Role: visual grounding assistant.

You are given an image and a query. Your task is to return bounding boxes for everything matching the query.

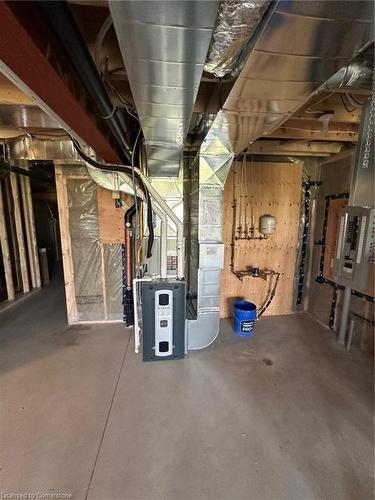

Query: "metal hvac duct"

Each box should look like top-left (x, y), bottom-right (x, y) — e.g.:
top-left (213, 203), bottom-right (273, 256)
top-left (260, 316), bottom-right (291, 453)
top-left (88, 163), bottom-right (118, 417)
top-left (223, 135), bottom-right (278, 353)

top-left (214, 0), bottom-right (374, 155)
top-left (186, 0), bottom-right (374, 350)
top-left (187, 112), bottom-right (234, 350)
top-left (109, 1), bottom-right (219, 177)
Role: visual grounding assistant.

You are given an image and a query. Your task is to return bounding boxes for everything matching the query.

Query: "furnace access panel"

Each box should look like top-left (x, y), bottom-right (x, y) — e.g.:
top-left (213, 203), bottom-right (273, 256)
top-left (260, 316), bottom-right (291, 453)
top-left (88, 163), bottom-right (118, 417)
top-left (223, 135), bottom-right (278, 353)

top-left (141, 280), bottom-right (185, 362)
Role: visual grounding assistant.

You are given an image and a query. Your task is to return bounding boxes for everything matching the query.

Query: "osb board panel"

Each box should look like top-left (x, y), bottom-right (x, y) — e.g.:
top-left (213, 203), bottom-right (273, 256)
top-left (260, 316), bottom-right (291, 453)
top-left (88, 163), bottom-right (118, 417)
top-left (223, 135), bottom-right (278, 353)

top-left (97, 186), bottom-right (131, 244)
top-left (323, 198), bottom-right (348, 280)
top-left (220, 161), bottom-right (302, 318)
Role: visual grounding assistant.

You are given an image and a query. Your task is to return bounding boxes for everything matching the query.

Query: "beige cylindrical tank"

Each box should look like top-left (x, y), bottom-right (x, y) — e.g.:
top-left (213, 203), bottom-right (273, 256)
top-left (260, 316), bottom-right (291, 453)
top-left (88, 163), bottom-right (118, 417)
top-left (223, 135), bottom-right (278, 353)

top-left (259, 214), bottom-right (276, 236)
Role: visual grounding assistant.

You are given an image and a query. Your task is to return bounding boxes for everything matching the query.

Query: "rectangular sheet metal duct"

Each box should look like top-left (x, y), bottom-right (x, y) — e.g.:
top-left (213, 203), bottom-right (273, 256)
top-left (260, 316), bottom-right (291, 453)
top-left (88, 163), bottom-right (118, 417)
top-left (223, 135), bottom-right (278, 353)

top-left (218, 0), bottom-right (374, 155)
top-left (110, 0), bottom-right (219, 177)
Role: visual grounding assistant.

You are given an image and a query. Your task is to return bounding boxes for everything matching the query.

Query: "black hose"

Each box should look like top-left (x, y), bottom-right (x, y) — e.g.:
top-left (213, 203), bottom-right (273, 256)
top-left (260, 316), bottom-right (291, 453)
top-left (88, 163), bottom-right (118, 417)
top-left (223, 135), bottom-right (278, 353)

top-left (70, 136), bottom-right (154, 258)
top-left (258, 273), bottom-right (280, 318)
top-left (125, 202), bottom-right (138, 224)
top-left (38, 1), bottom-right (132, 163)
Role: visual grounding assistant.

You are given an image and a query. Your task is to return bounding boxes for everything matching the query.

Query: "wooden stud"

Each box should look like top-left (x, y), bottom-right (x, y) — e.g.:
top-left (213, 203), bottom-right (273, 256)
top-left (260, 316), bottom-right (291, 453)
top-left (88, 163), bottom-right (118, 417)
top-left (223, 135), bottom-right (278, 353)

top-left (20, 175), bottom-right (36, 288)
top-left (0, 180), bottom-right (15, 301)
top-left (10, 173), bottom-right (30, 293)
top-left (100, 243), bottom-right (108, 320)
top-left (4, 177), bottom-right (22, 290)
top-left (23, 172), bottom-right (41, 288)
top-left (55, 164), bottom-right (77, 323)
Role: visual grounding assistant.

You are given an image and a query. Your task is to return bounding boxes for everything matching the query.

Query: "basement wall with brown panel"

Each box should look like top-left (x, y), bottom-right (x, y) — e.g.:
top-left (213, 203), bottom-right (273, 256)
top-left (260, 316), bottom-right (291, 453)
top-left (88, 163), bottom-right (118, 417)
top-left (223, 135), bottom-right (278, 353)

top-left (220, 160), bottom-right (303, 319)
top-left (307, 152), bottom-right (374, 354)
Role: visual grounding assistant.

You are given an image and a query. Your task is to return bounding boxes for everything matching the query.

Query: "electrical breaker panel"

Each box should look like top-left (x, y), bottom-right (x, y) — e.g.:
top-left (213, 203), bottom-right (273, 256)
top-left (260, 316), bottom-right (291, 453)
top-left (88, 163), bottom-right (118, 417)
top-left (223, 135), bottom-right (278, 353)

top-left (333, 206), bottom-right (374, 292)
top-left (142, 280), bottom-right (185, 362)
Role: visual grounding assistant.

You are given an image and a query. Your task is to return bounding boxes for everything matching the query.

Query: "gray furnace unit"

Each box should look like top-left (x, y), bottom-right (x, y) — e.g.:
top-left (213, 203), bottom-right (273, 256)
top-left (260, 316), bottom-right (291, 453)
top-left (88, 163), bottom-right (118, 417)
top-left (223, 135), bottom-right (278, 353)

top-left (141, 280), bottom-right (186, 361)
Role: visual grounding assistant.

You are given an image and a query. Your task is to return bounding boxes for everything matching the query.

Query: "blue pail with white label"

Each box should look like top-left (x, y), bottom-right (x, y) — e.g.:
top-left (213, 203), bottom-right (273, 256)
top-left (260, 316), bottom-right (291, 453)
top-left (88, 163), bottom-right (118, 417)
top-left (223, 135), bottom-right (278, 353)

top-left (233, 301), bottom-right (257, 337)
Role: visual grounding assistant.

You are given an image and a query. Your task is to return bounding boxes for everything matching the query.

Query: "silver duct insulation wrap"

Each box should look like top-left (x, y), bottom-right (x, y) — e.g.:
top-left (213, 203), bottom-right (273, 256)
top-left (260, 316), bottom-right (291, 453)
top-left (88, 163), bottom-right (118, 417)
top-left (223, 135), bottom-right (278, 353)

top-left (187, 112), bottom-right (234, 350)
top-left (204, 0), bottom-right (271, 77)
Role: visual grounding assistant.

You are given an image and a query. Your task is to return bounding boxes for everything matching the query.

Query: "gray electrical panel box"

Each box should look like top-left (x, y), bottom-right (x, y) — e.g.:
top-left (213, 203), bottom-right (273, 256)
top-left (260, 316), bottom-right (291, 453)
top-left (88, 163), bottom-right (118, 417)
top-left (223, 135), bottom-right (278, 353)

top-left (333, 205), bottom-right (374, 292)
top-left (141, 280), bottom-right (185, 362)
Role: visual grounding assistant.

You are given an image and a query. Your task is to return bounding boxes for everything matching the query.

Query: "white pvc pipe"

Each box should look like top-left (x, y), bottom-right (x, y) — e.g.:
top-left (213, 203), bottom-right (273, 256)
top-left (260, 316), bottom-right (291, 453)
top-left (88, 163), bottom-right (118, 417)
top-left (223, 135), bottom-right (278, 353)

top-left (152, 204), bottom-right (168, 279)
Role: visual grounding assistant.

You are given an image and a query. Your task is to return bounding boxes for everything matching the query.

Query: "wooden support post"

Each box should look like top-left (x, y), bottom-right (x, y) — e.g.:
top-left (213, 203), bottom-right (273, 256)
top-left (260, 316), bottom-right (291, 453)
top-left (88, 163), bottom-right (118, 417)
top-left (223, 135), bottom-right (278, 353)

top-left (100, 243), bottom-right (108, 320)
top-left (22, 172), bottom-right (41, 288)
top-left (55, 164), bottom-right (77, 323)
top-left (0, 180), bottom-right (15, 301)
top-left (4, 177), bottom-right (22, 290)
top-left (20, 175), bottom-right (36, 288)
top-left (10, 173), bottom-right (30, 293)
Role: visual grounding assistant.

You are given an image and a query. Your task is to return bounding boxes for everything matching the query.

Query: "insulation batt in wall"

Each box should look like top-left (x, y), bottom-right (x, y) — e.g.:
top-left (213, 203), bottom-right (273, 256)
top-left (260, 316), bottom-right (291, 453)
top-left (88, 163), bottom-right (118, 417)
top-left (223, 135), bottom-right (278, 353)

top-left (55, 164), bottom-right (123, 323)
top-left (221, 161), bottom-right (302, 318)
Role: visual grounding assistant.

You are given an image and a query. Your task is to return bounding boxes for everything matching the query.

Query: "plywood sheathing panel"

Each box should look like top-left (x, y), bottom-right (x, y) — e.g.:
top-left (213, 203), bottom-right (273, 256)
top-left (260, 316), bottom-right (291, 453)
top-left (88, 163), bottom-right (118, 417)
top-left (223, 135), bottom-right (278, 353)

top-left (220, 161), bottom-right (302, 318)
top-left (97, 186), bottom-right (131, 244)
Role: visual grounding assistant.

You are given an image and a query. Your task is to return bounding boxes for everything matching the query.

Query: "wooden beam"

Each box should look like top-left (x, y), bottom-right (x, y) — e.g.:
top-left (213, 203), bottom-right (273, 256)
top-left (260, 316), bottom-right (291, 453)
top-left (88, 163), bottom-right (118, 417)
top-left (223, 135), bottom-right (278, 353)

top-left (248, 140), bottom-right (344, 156)
top-left (10, 173), bottom-right (30, 293)
top-left (282, 119), bottom-right (358, 133)
top-left (267, 128), bottom-right (357, 142)
top-left (294, 106), bottom-right (361, 124)
top-left (0, 2), bottom-right (121, 163)
top-left (0, 179), bottom-right (15, 301)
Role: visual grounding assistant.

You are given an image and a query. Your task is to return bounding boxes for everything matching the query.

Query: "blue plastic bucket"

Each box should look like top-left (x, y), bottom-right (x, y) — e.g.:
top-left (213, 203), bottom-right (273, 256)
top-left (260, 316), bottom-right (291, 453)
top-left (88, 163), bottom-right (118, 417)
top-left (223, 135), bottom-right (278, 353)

top-left (233, 301), bottom-right (257, 337)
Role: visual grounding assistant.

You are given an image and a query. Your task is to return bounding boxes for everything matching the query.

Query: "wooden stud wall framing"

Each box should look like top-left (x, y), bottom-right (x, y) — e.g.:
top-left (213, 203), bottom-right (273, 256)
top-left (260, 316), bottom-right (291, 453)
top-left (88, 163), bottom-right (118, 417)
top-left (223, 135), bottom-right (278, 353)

top-left (55, 166), bottom-right (124, 324)
top-left (220, 161), bottom-right (303, 318)
top-left (0, 179), bottom-right (15, 301)
top-left (0, 172), bottom-right (41, 305)
top-left (55, 165), bottom-right (78, 323)
top-left (10, 172), bottom-right (30, 293)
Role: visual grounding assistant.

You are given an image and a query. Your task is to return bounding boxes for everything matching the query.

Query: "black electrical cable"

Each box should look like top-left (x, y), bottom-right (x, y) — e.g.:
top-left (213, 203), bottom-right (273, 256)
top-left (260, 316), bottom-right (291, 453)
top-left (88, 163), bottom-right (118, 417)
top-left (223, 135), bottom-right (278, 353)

top-left (257, 273), bottom-right (280, 317)
top-left (69, 135), bottom-right (154, 258)
top-left (125, 201), bottom-right (138, 224)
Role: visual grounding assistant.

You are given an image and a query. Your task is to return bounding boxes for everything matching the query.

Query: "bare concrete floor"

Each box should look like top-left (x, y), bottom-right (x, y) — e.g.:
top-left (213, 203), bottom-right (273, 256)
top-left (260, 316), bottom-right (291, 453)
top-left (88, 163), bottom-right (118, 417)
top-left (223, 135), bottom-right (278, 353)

top-left (1, 281), bottom-right (373, 500)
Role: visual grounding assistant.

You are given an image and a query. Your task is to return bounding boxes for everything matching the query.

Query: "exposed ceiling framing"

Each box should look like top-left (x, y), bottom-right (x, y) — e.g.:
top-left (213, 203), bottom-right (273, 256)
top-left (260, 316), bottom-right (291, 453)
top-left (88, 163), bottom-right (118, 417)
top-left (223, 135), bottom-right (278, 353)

top-left (0, 0), bottom-right (373, 162)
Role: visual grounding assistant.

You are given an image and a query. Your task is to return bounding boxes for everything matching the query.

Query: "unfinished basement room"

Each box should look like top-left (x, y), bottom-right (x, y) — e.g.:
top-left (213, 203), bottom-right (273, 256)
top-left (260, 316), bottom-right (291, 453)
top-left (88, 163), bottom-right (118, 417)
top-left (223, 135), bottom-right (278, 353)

top-left (0, 1), bottom-right (374, 499)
